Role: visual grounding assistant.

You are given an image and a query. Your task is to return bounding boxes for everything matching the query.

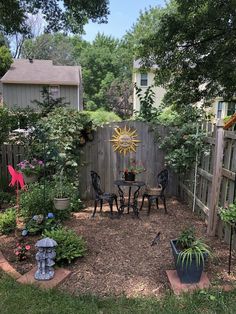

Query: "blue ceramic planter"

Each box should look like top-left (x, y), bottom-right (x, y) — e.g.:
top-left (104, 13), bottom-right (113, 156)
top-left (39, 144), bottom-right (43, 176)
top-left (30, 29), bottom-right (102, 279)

top-left (170, 239), bottom-right (207, 284)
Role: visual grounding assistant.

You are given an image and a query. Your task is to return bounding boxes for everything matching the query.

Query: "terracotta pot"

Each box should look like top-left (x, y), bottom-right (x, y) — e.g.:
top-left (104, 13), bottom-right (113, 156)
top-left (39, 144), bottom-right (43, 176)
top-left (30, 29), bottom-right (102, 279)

top-left (124, 172), bottom-right (135, 181)
top-left (53, 197), bottom-right (70, 210)
top-left (23, 173), bottom-right (38, 184)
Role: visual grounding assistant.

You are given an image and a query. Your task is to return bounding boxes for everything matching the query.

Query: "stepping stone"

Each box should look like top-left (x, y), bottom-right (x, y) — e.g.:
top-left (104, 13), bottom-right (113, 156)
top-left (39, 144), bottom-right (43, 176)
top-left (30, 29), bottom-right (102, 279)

top-left (17, 267), bottom-right (71, 289)
top-left (166, 270), bottom-right (210, 295)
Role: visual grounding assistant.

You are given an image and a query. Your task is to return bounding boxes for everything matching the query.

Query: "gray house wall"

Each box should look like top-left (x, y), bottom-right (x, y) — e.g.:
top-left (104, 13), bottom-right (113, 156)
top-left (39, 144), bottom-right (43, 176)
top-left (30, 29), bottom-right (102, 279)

top-left (3, 83), bottom-right (79, 110)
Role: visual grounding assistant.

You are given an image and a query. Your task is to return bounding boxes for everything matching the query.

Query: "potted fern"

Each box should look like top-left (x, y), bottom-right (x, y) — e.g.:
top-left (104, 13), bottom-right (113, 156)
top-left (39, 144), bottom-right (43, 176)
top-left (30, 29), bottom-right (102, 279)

top-left (53, 170), bottom-right (71, 210)
top-left (170, 227), bottom-right (211, 283)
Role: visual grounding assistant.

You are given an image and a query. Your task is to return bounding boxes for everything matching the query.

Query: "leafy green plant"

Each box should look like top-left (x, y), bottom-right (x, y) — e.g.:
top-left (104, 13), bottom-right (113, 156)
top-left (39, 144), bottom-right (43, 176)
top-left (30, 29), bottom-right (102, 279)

top-left (19, 182), bottom-right (54, 221)
top-left (219, 203), bottom-right (236, 223)
top-left (43, 227), bottom-right (86, 263)
top-left (0, 191), bottom-right (13, 208)
top-left (84, 109), bottom-right (121, 126)
top-left (177, 226), bottom-right (195, 249)
top-left (134, 84), bottom-right (159, 122)
top-left (0, 208), bottom-right (16, 234)
top-left (176, 227), bottom-right (211, 269)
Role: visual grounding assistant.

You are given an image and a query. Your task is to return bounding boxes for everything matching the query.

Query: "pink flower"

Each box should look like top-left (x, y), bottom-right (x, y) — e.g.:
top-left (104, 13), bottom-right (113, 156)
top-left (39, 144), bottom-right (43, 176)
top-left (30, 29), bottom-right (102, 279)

top-left (17, 245), bottom-right (22, 249)
top-left (15, 251), bottom-right (20, 255)
top-left (25, 245), bottom-right (31, 250)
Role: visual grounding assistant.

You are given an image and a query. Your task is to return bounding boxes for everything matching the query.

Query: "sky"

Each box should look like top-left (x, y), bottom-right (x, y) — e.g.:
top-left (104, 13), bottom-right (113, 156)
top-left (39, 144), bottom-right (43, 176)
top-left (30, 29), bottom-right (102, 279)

top-left (83, 0), bottom-right (166, 42)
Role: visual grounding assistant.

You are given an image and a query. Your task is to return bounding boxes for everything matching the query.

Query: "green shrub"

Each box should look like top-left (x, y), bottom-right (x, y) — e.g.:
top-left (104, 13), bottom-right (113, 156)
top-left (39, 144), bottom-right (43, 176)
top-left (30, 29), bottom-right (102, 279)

top-left (43, 227), bottom-right (86, 263)
top-left (0, 208), bottom-right (16, 234)
top-left (0, 191), bottom-right (14, 208)
top-left (84, 109), bottom-right (121, 126)
top-left (19, 182), bottom-right (54, 221)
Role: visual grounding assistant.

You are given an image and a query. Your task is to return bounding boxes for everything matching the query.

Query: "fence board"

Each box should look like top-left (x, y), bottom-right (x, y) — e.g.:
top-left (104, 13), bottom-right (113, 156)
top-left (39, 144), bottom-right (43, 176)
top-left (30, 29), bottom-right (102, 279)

top-left (79, 121), bottom-right (174, 199)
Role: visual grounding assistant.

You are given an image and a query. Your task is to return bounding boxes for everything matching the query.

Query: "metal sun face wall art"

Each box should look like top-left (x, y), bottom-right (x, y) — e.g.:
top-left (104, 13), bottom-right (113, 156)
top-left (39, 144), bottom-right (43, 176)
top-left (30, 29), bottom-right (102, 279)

top-left (110, 126), bottom-right (141, 155)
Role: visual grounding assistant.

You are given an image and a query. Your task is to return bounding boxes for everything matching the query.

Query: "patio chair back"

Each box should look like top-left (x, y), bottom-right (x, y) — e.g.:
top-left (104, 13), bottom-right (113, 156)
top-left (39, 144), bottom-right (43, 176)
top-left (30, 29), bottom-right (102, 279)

top-left (90, 171), bottom-right (103, 196)
top-left (157, 169), bottom-right (169, 195)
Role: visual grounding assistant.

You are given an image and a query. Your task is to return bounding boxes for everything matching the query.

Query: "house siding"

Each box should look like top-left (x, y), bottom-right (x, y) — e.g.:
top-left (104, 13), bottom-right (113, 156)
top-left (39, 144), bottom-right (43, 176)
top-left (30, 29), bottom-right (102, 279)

top-left (3, 84), bottom-right (80, 110)
top-left (133, 71), bottom-right (166, 111)
top-left (60, 85), bottom-right (78, 109)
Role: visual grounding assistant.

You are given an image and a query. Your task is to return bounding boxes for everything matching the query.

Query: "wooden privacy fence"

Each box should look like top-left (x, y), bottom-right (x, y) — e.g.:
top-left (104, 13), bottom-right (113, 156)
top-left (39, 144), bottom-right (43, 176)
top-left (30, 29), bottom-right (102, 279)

top-left (179, 120), bottom-right (236, 240)
top-left (79, 121), bottom-right (178, 199)
top-left (0, 145), bottom-right (25, 190)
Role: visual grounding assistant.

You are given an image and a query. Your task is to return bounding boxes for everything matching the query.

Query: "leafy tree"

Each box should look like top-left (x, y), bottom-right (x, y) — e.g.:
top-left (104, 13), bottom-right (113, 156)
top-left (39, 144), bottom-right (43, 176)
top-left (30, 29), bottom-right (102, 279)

top-left (137, 0), bottom-right (236, 108)
top-left (125, 7), bottom-right (163, 58)
top-left (134, 84), bottom-right (159, 122)
top-left (106, 79), bottom-right (133, 118)
top-left (80, 33), bottom-right (133, 109)
top-left (0, 0), bottom-right (110, 34)
top-left (0, 45), bottom-right (12, 77)
top-left (22, 33), bottom-right (81, 65)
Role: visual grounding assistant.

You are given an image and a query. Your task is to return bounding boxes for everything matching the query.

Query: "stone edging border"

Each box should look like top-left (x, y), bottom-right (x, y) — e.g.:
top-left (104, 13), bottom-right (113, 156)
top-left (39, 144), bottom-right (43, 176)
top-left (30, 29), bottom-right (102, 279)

top-left (0, 250), bottom-right (71, 288)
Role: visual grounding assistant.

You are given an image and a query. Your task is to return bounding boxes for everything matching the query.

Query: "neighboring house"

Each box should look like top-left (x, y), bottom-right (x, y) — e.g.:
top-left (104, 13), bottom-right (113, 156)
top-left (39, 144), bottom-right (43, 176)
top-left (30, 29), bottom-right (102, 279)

top-left (211, 98), bottom-right (236, 120)
top-left (133, 59), bottom-right (166, 112)
top-left (0, 59), bottom-right (83, 110)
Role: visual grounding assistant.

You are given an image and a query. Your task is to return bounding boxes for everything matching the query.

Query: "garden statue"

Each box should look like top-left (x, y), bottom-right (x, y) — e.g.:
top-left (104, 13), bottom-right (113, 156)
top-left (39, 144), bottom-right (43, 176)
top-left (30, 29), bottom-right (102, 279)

top-left (35, 237), bottom-right (57, 281)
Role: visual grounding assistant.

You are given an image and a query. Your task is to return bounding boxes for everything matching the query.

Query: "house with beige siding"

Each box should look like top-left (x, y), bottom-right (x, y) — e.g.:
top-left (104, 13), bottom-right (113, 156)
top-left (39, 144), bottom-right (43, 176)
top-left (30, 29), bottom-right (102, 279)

top-left (133, 60), bottom-right (236, 120)
top-left (133, 59), bottom-right (166, 112)
top-left (0, 59), bottom-right (83, 110)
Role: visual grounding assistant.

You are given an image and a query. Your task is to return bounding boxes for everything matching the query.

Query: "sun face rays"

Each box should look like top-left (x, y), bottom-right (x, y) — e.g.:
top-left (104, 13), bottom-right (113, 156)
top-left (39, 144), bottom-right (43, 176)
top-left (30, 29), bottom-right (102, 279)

top-left (110, 126), bottom-right (141, 155)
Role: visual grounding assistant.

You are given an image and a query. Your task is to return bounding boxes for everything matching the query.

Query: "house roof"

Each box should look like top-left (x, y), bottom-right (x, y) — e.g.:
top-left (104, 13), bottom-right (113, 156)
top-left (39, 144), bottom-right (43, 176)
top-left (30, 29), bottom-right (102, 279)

top-left (1, 59), bottom-right (81, 86)
top-left (133, 59), bottom-right (158, 69)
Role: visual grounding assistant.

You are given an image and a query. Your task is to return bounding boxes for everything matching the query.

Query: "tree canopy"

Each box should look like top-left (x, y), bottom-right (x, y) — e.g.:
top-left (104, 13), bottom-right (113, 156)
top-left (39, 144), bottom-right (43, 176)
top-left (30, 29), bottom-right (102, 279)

top-left (0, 0), bottom-right (110, 34)
top-left (0, 44), bottom-right (12, 77)
top-left (137, 0), bottom-right (236, 108)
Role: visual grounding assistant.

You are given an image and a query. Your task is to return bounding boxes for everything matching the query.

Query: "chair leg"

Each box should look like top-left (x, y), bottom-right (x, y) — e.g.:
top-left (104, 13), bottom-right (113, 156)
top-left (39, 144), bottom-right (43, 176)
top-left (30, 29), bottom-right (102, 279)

top-left (100, 199), bottom-right (103, 212)
top-left (147, 197), bottom-right (152, 215)
top-left (92, 200), bottom-right (98, 217)
top-left (162, 195), bottom-right (167, 214)
top-left (140, 194), bottom-right (146, 211)
top-left (114, 197), bottom-right (121, 215)
top-left (156, 197), bottom-right (159, 210)
top-left (108, 200), bottom-right (113, 217)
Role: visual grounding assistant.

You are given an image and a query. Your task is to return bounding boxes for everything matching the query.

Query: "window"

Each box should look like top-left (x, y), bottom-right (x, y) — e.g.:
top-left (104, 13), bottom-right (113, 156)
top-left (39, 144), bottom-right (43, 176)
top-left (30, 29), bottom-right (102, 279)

top-left (227, 102), bottom-right (236, 116)
top-left (140, 73), bottom-right (148, 86)
top-left (217, 101), bottom-right (223, 118)
top-left (49, 86), bottom-right (60, 99)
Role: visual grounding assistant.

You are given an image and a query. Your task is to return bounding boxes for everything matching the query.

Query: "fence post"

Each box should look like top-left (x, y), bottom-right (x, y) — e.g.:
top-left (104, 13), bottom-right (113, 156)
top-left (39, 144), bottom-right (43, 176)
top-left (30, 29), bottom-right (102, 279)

top-left (207, 119), bottom-right (224, 236)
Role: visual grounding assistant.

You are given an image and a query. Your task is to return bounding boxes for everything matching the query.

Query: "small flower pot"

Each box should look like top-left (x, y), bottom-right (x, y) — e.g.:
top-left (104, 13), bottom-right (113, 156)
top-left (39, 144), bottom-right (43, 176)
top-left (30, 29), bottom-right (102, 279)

top-left (23, 173), bottom-right (38, 184)
top-left (124, 172), bottom-right (135, 181)
top-left (53, 197), bottom-right (70, 210)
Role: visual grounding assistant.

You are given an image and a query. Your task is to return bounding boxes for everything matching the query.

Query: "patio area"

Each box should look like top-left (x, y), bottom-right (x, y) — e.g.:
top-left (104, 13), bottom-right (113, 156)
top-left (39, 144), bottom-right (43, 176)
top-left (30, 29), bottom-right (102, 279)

top-left (58, 197), bottom-right (236, 297)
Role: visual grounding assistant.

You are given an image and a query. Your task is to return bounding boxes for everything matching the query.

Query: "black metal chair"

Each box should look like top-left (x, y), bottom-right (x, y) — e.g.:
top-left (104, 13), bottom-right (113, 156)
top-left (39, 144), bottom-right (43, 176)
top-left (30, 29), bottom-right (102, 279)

top-left (140, 169), bottom-right (168, 215)
top-left (90, 171), bottom-right (120, 218)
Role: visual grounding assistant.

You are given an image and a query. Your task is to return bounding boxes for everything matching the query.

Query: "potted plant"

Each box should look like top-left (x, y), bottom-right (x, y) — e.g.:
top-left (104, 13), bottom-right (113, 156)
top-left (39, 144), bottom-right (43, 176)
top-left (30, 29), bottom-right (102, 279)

top-left (170, 227), bottom-right (211, 283)
top-left (53, 170), bottom-right (71, 210)
top-left (17, 159), bottom-right (44, 184)
top-left (123, 158), bottom-right (145, 181)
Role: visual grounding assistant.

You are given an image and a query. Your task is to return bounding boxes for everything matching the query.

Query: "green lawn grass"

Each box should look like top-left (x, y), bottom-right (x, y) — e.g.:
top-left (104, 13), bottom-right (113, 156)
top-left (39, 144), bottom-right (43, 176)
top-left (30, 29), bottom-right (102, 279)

top-left (0, 272), bottom-right (236, 314)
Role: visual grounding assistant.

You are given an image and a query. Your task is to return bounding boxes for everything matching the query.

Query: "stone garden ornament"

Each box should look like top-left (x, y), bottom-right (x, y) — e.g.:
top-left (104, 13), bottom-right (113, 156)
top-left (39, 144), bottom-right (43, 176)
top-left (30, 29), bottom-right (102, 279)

top-left (35, 237), bottom-right (57, 281)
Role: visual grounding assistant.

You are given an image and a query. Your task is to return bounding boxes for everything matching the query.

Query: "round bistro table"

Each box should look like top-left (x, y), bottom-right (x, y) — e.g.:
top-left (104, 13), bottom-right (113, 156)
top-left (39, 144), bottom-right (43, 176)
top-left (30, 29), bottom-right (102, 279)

top-left (114, 180), bottom-right (145, 218)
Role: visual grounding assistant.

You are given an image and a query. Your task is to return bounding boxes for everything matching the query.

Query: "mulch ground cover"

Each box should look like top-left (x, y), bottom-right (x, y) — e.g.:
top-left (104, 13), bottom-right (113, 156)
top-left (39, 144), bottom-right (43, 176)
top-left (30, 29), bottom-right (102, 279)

top-left (1, 197), bottom-right (236, 297)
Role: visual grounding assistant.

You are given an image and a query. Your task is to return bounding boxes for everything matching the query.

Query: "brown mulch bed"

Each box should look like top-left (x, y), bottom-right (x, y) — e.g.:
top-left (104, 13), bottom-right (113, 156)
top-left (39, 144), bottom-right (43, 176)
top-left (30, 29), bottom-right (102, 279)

top-left (1, 197), bottom-right (236, 297)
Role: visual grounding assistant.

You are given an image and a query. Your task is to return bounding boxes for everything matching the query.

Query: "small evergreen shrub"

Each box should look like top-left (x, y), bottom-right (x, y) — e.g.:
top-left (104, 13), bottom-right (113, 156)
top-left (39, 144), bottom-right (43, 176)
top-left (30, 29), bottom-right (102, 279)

top-left (0, 208), bottom-right (16, 234)
top-left (43, 227), bottom-right (86, 263)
